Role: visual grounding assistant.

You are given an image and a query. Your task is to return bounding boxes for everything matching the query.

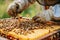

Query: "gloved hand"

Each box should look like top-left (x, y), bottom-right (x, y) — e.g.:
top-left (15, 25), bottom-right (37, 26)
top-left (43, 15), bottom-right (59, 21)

top-left (7, 0), bottom-right (29, 17)
top-left (7, 0), bottom-right (35, 17)
top-left (32, 6), bottom-right (54, 23)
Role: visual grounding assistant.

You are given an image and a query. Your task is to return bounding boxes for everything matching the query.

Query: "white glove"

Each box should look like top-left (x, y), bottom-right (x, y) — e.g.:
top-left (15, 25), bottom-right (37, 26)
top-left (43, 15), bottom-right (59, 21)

top-left (7, 0), bottom-right (29, 17)
top-left (32, 6), bottom-right (54, 22)
top-left (7, 0), bottom-right (36, 17)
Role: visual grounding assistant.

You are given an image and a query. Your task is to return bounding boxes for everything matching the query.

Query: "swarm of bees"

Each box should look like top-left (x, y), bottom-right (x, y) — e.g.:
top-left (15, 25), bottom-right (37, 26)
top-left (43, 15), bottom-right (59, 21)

top-left (0, 17), bottom-right (60, 40)
top-left (0, 17), bottom-right (59, 34)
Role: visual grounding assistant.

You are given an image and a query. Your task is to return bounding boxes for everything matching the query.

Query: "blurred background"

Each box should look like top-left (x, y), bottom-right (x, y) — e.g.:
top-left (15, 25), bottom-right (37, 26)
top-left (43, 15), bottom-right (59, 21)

top-left (0, 0), bottom-right (43, 19)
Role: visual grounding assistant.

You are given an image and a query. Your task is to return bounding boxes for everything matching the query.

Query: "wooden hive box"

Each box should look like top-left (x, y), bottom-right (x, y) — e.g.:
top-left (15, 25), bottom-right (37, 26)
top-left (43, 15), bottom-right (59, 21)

top-left (0, 17), bottom-right (60, 40)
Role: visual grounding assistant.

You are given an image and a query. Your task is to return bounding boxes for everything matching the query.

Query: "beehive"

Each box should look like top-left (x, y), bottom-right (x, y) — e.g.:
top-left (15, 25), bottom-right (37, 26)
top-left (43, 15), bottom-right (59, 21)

top-left (0, 17), bottom-right (60, 40)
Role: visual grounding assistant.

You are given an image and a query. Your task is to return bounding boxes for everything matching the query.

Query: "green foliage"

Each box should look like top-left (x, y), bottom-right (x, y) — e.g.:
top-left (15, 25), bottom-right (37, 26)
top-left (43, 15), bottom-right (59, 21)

top-left (21, 4), bottom-right (37, 18)
top-left (0, 0), bottom-right (9, 18)
top-left (0, 0), bottom-right (5, 5)
top-left (2, 13), bottom-right (10, 19)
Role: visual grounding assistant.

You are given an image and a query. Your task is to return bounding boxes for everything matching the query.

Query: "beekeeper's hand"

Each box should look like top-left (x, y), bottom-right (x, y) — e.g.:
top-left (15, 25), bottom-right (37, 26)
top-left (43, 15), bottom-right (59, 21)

top-left (7, 0), bottom-right (29, 17)
top-left (7, 0), bottom-right (35, 17)
top-left (32, 7), bottom-right (54, 23)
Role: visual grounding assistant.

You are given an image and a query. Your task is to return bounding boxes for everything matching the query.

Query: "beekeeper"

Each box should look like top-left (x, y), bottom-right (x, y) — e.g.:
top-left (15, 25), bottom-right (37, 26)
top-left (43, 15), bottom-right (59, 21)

top-left (7, 0), bottom-right (60, 22)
